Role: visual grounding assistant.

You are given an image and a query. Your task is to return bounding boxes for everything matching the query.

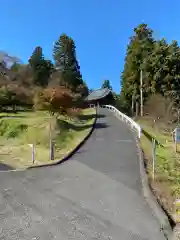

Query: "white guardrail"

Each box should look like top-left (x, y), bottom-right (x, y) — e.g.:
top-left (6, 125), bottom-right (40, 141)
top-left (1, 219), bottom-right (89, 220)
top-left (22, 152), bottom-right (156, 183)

top-left (89, 104), bottom-right (141, 138)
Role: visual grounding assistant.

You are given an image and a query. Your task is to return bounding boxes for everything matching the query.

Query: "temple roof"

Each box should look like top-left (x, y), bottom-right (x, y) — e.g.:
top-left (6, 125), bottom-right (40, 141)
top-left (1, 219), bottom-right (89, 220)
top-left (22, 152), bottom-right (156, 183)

top-left (85, 88), bottom-right (112, 101)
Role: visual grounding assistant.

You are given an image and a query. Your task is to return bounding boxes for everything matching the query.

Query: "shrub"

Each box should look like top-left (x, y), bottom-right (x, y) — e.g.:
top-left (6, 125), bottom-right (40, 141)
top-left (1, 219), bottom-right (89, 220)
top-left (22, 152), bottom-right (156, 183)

top-left (66, 108), bottom-right (81, 119)
top-left (33, 86), bottom-right (73, 116)
top-left (0, 119), bottom-right (28, 138)
top-left (144, 94), bottom-right (176, 122)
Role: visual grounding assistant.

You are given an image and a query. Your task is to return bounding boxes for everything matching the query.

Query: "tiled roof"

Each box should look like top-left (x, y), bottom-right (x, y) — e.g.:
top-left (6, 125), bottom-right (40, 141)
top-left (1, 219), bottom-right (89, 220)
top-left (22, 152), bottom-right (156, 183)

top-left (85, 88), bottom-right (111, 101)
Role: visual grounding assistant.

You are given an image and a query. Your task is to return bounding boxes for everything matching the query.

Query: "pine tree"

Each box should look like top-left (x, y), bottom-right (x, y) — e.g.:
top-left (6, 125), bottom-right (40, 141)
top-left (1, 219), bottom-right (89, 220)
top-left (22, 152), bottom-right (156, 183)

top-left (53, 34), bottom-right (83, 90)
top-left (29, 46), bottom-right (53, 86)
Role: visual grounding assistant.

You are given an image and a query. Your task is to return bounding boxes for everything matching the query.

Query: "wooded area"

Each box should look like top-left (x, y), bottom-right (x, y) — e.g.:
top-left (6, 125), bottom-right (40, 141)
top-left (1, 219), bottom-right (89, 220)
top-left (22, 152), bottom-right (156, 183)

top-left (120, 23), bottom-right (180, 124)
top-left (0, 33), bottom-right (89, 115)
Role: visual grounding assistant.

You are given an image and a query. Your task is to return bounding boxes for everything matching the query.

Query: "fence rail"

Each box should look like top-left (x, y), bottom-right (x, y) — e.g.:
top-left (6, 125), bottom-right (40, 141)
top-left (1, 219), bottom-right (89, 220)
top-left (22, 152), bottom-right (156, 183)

top-left (89, 104), bottom-right (141, 138)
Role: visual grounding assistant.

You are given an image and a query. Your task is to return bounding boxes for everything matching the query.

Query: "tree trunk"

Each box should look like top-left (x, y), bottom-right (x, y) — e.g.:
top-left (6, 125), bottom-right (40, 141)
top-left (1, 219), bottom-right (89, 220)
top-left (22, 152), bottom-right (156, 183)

top-left (131, 95), bottom-right (134, 116)
top-left (136, 101), bottom-right (139, 117)
top-left (49, 117), bottom-right (55, 161)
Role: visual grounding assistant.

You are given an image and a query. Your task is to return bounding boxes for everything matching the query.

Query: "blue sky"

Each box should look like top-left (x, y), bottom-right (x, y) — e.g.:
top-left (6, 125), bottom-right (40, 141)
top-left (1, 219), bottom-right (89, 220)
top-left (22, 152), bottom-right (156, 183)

top-left (0, 0), bottom-right (179, 92)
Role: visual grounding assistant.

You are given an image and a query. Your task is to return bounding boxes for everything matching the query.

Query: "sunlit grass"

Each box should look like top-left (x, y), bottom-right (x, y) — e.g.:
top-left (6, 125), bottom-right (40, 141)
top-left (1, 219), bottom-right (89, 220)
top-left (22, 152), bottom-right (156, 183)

top-left (137, 117), bottom-right (180, 220)
top-left (0, 108), bottom-right (96, 169)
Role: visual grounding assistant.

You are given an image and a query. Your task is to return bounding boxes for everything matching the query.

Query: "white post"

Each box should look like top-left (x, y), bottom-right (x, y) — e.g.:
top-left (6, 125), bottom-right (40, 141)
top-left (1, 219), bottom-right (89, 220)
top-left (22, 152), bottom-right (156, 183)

top-left (140, 69), bottom-right (143, 117)
top-left (152, 139), bottom-right (156, 180)
top-left (28, 143), bottom-right (35, 164)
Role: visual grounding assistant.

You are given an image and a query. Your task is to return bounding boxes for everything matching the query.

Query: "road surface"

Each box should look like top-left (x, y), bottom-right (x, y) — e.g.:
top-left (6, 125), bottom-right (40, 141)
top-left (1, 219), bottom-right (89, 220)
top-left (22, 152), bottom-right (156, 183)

top-left (0, 108), bottom-right (166, 239)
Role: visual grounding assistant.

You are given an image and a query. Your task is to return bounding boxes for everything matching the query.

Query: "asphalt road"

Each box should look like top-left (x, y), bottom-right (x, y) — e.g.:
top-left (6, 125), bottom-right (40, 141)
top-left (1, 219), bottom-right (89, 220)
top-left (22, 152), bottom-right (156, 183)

top-left (0, 108), bottom-right (166, 240)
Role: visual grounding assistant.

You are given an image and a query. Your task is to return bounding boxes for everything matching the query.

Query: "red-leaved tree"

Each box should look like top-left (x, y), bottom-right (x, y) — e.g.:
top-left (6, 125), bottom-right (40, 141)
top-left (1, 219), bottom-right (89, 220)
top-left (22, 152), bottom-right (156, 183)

top-left (34, 86), bottom-right (73, 116)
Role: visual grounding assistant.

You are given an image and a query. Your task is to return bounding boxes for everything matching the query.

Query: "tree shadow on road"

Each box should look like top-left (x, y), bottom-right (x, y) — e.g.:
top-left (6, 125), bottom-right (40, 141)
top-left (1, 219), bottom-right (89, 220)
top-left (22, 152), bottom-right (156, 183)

top-left (78, 113), bottom-right (106, 121)
top-left (57, 119), bottom-right (108, 132)
top-left (57, 119), bottom-right (93, 131)
top-left (95, 122), bottom-right (109, 129)
top-left (0, 162), bottom-right (14, 171)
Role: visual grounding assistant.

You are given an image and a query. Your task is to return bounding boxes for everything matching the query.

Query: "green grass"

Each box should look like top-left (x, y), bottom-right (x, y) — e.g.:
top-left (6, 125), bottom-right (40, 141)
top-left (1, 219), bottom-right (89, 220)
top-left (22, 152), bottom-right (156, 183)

top-left (0, 108), bottom-right (96, 169)
top-left (137, 117), bottom-right (180, 221)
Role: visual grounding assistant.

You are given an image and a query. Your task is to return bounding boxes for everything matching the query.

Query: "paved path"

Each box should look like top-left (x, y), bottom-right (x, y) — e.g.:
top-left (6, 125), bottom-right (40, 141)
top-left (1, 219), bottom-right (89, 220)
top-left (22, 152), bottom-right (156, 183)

top-left (0, 108), bottom-right (166, 240)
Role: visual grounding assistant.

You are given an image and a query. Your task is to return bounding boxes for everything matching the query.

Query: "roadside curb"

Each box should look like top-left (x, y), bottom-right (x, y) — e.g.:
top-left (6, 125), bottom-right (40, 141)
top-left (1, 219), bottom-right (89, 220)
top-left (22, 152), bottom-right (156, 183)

top-left (28, 108), bottom-right (97, 170)
top-left (135, 136), bottom-right (173, 239)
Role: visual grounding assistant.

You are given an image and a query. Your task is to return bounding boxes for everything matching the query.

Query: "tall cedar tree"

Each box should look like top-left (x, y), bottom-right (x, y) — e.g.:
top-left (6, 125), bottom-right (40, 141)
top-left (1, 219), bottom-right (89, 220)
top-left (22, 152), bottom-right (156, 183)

top-left (121, 23), bottom-right (180, 115)
top-left (53, 34), bottom-right (83, 91)
top-left (29, 46), bottom-right (53, 87)
top-left (121, 24), bottom-right (155, 114)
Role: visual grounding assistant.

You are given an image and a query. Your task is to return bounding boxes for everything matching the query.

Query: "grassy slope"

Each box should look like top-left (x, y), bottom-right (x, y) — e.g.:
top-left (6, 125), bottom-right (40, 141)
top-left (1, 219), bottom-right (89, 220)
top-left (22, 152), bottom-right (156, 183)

top-left (136, 117), bottom-right (180, 222)
top-left (0, 108), bottom-right (96, 169)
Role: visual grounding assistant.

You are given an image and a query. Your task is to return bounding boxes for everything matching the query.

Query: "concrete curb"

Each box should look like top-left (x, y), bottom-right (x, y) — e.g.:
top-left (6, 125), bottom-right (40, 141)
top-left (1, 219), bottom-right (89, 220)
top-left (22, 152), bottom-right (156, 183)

top-left (28, 108), bottom-right (97, 170)
top-left (135, 136), bottom-right (173, 239)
